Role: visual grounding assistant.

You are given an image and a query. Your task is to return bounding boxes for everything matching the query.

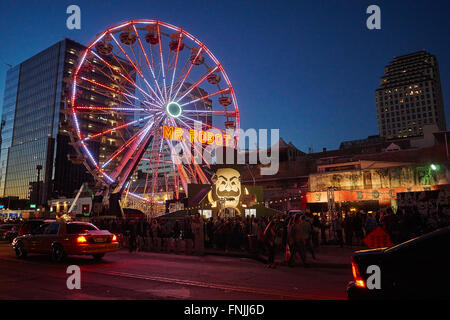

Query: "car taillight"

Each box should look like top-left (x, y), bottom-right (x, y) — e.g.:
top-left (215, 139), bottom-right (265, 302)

top-left (112, 234), bottom-right (117, 242)
top-left (351, 258), bottom-right (365, 288)
top-left (77, 235), bottom-right (87, 243)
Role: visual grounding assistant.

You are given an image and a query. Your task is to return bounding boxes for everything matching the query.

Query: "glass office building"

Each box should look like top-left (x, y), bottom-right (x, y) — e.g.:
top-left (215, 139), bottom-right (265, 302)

top-left (0, 38), bottom-right (135, 205)
top-left (0, 40), bottom-right (96, 203)
top-left (0, 65), bottom-right (20, 198)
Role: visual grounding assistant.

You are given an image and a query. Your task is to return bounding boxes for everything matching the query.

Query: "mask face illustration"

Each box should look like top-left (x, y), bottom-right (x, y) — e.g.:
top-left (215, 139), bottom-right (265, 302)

top-left (209, 168), bottom-right (241, 209)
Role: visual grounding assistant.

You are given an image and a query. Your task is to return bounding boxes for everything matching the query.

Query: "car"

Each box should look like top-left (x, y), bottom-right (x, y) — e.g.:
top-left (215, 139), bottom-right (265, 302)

top-left (12, 221), bottom-right (120, 262)
top-left (0, 224), bottom-right (19, 241)
top-left (17, 219), bottom-right (48, 236)
top-left (347, 226), bottom-right (450, 299)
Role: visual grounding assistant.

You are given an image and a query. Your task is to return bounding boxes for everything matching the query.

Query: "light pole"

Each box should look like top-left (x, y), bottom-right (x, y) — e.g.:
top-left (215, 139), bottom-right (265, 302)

top-left (36, 165), bottom-right (42, 207)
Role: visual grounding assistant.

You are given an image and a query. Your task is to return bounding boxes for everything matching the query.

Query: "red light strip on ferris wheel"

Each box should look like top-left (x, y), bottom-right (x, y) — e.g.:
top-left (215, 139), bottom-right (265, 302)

top-left (101, 119), bottom-right (155, 169)
top-left (109, 33), bottom-right (165, 106)
top-left (80, 77), bottom-right (151, 107)
top-left (179, 114), bottom-right (228, 135)
top-left (175, 66), bottom-right (218, 103)
top-left (83, 115), bottom-right (152, 141)
top-left (75, 106), bottom-right (147, 112)
top-left (132, 24), bottom-right (165, 103)
top-left (168, 32), bottom-right (184, 100)
top-left (179, 88), bottom-right (231, 108)
top-left (89, 51), bottom-right (163, 108)
top-left (156, 23), bottom-right (168, 102)
top-left (171, 47), bottom-right (203, 101)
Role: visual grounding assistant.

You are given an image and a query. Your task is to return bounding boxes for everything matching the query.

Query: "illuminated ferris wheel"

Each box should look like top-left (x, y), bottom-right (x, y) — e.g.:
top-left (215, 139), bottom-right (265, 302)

top-left (69, 20), bottom-right (240, 215)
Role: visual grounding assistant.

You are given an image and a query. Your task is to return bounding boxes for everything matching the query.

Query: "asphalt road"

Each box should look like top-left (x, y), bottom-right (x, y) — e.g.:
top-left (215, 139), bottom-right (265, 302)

top-left (0, 242), bottom-right (351, 300)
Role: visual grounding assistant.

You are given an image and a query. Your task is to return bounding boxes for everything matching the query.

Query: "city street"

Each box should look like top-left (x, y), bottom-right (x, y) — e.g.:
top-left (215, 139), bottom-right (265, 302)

top-left (0, 242), bottom-right (351, 300)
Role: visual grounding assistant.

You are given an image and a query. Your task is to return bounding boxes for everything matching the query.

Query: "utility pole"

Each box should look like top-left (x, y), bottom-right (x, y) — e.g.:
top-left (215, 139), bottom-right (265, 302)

top-left (327, 186), bottom-right (337, 240)
top-left (445, 132), bottom-right (449, 160)
top-left (36, 165), bottom-right (42, 207)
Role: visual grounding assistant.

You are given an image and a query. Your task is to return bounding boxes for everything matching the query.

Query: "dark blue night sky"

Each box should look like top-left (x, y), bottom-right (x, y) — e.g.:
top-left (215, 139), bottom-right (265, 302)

top-left (0, 0), bottom-right (449, 151)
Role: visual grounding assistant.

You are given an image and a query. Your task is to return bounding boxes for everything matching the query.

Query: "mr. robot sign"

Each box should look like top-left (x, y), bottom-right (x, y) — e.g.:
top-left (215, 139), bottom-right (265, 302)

top-left (208, 168), bottom-right (242, 215)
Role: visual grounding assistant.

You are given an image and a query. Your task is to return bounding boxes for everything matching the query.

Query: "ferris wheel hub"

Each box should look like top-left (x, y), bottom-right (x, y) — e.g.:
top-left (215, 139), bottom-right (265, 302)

top-left (166, 101), bottom-right (182, 118)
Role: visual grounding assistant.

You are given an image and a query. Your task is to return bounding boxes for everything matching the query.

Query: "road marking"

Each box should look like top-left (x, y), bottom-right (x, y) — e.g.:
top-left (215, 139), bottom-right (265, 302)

top-left (0, 253), bottom-right (346, 300)
top-left (86, 269), bottom-right (342, 300)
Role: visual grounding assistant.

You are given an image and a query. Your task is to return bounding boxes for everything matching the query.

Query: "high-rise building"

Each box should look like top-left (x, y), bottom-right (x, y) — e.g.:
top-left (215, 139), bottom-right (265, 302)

top-left (0, 39), bottom-right (133, 205)
top-left (376, 50), bottom-right (446, 140)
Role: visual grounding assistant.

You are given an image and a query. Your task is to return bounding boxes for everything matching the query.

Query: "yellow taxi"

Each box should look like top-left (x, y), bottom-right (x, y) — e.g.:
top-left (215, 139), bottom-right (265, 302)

top-left (12, 221), bottom-right (119, 262)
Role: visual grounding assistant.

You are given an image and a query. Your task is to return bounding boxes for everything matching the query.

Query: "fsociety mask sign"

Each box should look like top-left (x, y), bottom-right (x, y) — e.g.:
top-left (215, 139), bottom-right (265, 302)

top-left (208, 168), bottom-right (242, 213)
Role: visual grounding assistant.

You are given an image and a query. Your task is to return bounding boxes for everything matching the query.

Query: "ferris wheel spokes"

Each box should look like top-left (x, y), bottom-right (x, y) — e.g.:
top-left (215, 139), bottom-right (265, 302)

top-left (110, 33), bottom-right (166, 106)
top-left (175, 66), bottom-right (218, 103)
top-left (179, 87), bottom-right (230, 108)
top-left (82, 115), bottom-right (153, 142)
top-left (101, 119), bottom-right (159, 170)
top-left (71, 20), bottom-right (239, 213)
top-left (157, 24), bottom-right (170, 103)
top-left (168, 32), bottom-right (184, 101)
top-left (170, 47), bottom-right (203, 102)
top-left (90, 50), bottom-right (163, 108)
top-left (132, 24), bottom-right (165, 104)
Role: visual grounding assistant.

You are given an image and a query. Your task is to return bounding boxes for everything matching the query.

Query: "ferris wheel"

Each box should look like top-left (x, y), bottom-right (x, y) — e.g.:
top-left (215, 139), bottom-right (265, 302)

top-left (69, 20), bottom-right (240, 214)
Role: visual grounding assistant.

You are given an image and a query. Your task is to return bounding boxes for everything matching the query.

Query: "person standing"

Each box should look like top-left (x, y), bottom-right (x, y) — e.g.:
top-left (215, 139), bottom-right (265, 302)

top-left (312, 215), bottom-right (321, 247)
top-left (343, 212), bottom-right (353, 246)
top-left (128, 220), bottom-right (137, 253)
top-left (364, 212), bottom-right (378, 235)
top-left (256, 218), bottom-right (266, 254)
top-left (320, 213), bottom-right (327, 245)
top-left (191, 213), bottom-right (204, 255)
top-left (333, 213), bottom-right (344, 248)
top-left (353, 212), bottom-right (363, 245)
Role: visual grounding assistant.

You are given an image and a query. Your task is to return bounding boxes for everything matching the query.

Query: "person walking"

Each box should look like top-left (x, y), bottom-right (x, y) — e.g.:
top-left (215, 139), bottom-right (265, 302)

top-left (263, 219), bottom-right (277, 268)
top-left (300, 215), bottom-right (316, 259)
top-left (288, 214), bottom-right (308, 267)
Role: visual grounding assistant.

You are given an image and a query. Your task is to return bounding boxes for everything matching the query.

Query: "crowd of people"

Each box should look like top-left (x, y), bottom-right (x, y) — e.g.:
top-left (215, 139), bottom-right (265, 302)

top-left (90, 205), bottom-right (449, 267)
top-left (331, 205), bottom-right (450, 247)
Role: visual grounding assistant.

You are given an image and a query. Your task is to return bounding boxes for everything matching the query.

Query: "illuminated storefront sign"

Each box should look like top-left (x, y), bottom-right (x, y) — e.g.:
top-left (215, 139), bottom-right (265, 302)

top-left (162, 125), bottom-right (232, 147)
top-left (306, 185), bottom-right (448, 206)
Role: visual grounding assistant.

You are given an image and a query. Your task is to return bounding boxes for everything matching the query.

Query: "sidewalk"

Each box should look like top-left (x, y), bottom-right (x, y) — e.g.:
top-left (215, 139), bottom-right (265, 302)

top-left (205, 245), bottom-right (365, 268)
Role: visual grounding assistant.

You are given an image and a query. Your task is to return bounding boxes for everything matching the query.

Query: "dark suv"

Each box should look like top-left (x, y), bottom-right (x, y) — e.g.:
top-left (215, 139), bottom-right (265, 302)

top-left (348, 226), bottom-right (450, 299)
